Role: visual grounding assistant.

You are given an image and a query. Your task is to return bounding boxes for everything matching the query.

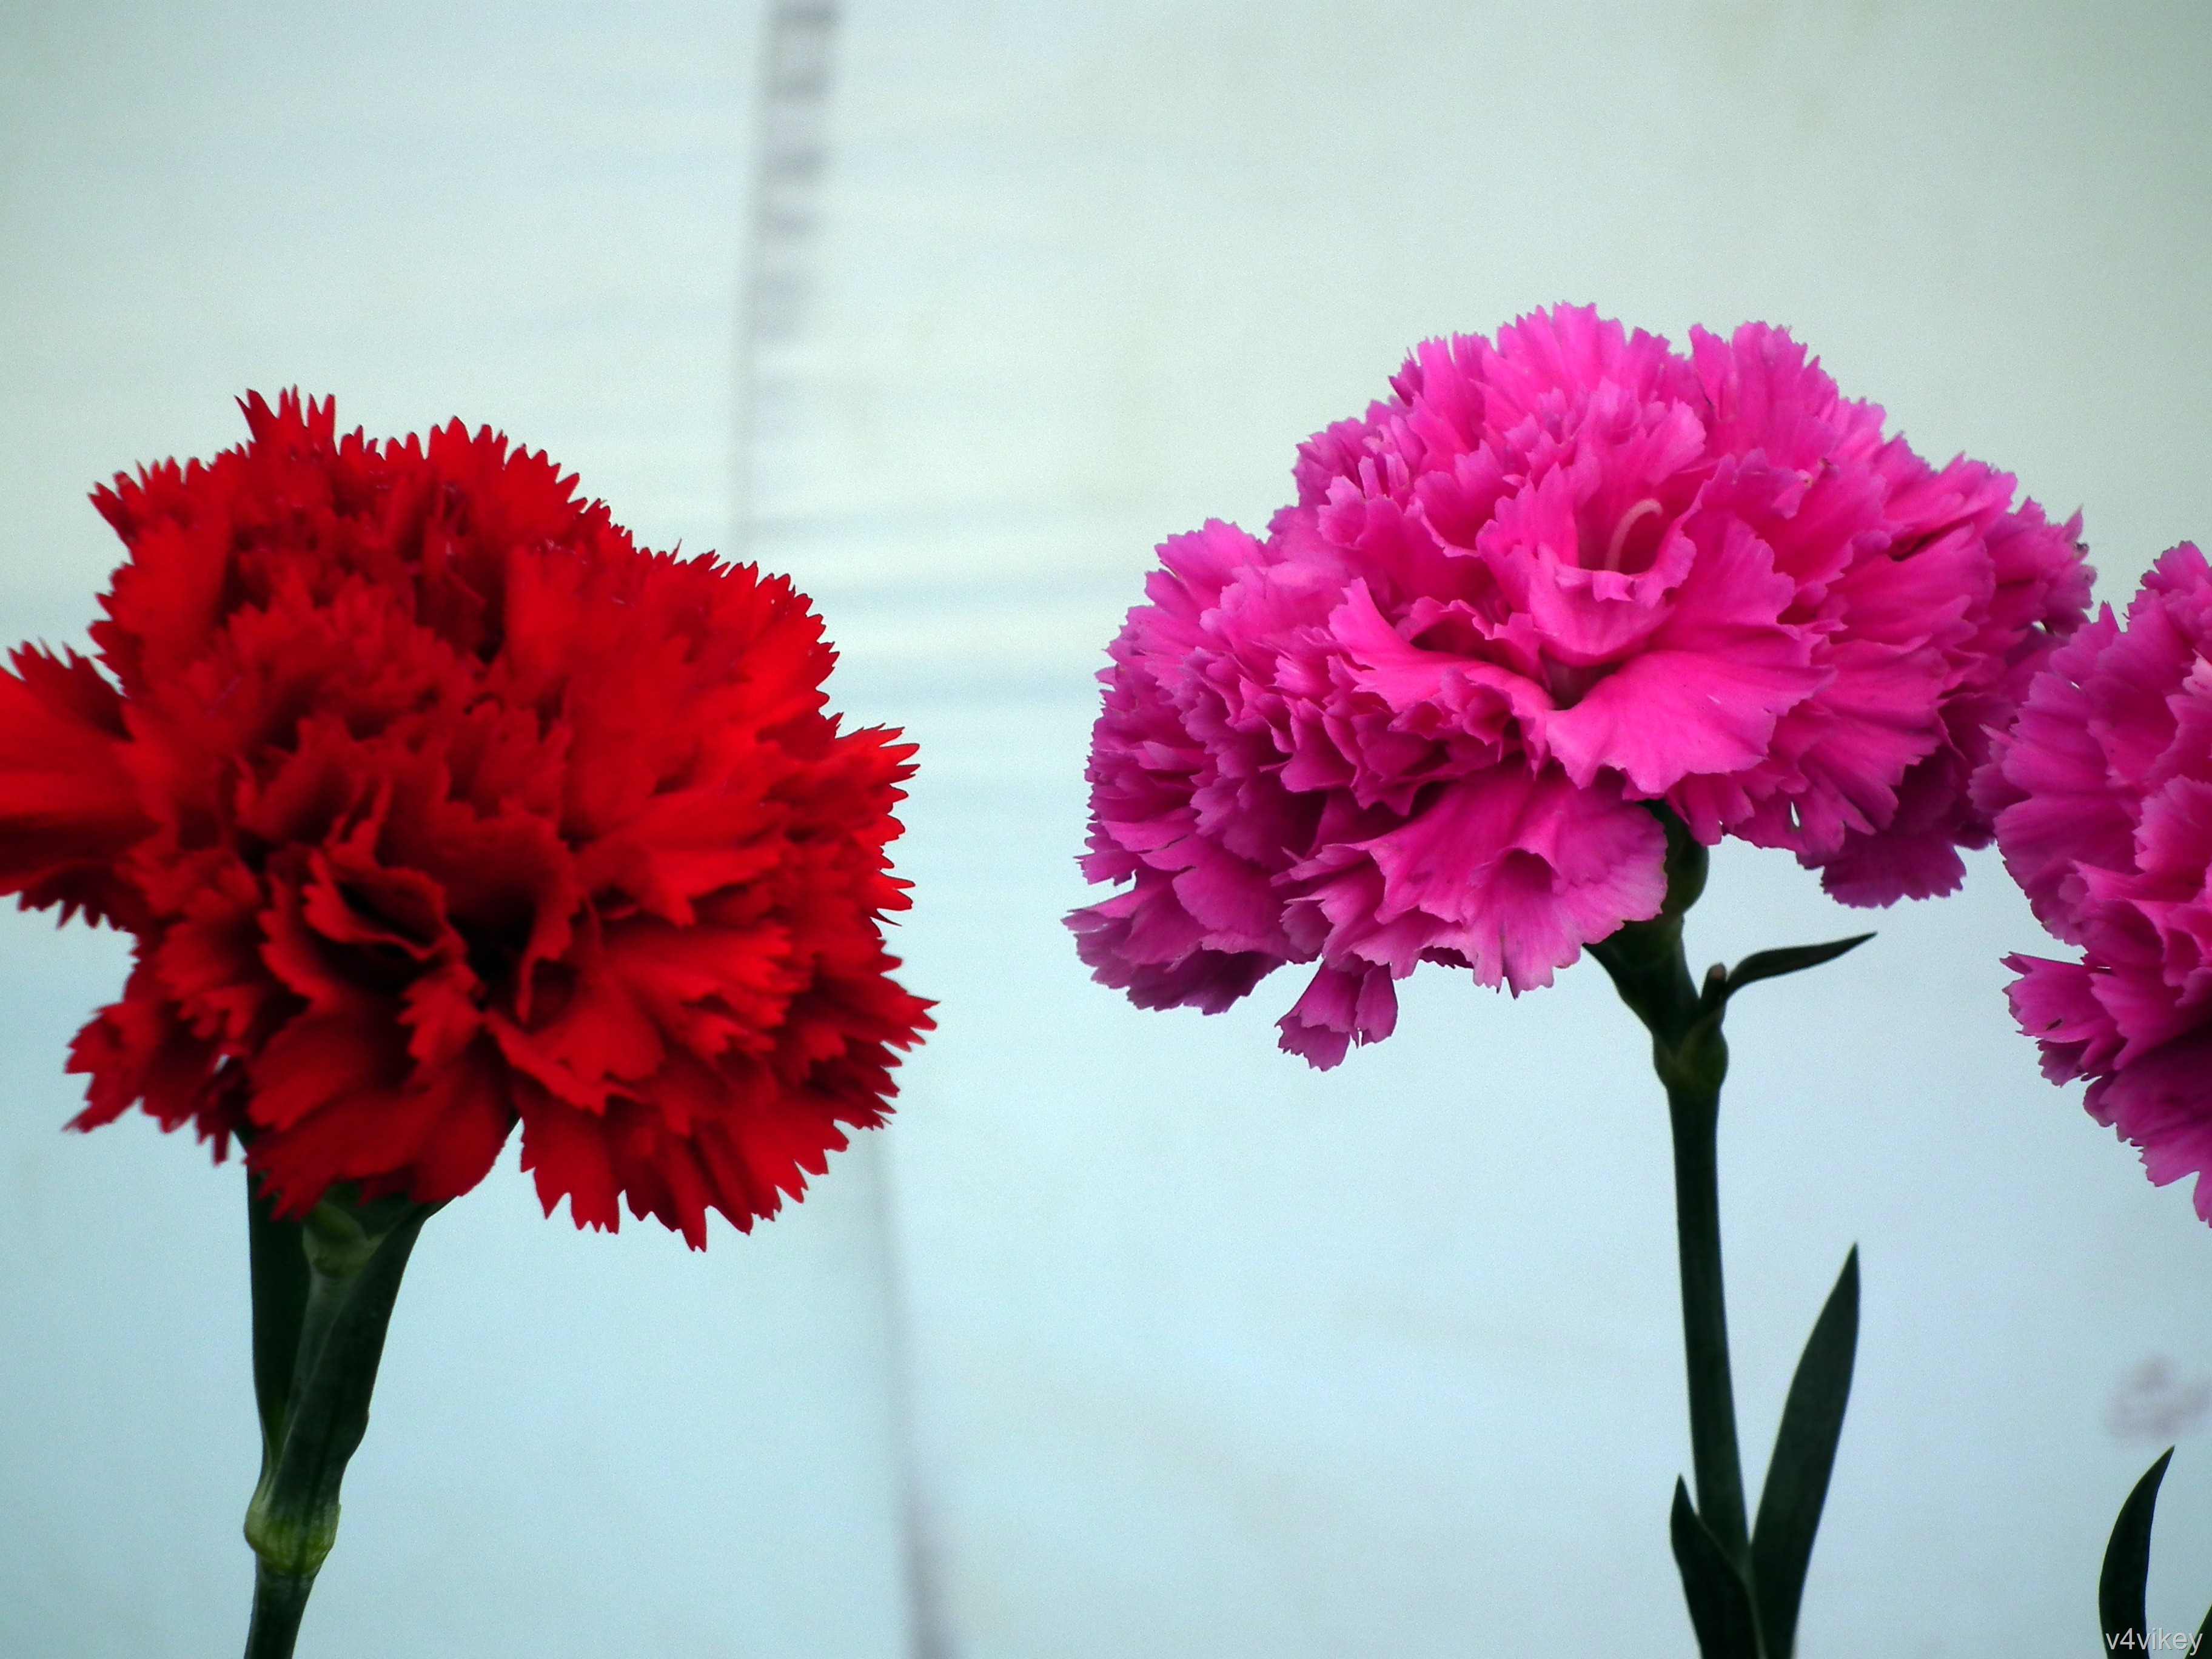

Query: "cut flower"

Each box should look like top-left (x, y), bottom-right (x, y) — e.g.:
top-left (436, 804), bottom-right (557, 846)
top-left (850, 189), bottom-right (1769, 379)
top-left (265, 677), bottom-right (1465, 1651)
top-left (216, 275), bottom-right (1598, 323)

top-left (1070, 305), bottom-right (2089, 1065)
top-left (1982, 541), bottom-right (2212, 1219)
top-left (0, 393), bottom-right (931, 1245)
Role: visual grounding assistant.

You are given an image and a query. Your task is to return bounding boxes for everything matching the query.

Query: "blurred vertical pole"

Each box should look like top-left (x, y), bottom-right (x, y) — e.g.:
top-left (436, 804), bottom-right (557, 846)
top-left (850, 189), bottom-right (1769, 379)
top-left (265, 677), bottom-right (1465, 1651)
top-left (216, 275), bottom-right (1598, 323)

top-left (734, 7), bottom-right (948, 1658)
top-left (734, 0), bottom-right (835, 535)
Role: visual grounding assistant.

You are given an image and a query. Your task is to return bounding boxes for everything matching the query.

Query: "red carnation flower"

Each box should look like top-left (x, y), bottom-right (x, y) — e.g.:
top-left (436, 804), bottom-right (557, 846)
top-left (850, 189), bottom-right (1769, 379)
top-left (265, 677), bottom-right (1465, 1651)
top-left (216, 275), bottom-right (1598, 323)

top-left (0, 393), bottom-right (930, 1247)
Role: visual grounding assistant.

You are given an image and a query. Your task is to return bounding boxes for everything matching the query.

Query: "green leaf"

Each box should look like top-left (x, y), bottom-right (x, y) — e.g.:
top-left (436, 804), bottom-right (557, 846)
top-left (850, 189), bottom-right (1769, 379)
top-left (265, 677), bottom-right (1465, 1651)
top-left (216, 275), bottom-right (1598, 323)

top-left (1670, 1478), bottom-right (1762, 1659)
top-left (1723, 936), bottom-right (1874, 1002)
top-left (2100, 1448), bottom-right (2173, 1644)
top-left (1751, 1247), bottom-right (1859, 1659)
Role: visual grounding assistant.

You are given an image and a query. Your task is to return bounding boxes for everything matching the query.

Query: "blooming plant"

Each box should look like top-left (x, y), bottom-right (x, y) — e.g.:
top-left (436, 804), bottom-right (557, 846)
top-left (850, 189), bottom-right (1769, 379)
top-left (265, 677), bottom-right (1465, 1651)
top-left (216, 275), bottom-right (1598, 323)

top-left (0, 394), bottom-right (931, 1657)
top-left (1985, 541), bottom-right (2212, 1641)
top-left (1069, 306), bottom-right (2091, 1654)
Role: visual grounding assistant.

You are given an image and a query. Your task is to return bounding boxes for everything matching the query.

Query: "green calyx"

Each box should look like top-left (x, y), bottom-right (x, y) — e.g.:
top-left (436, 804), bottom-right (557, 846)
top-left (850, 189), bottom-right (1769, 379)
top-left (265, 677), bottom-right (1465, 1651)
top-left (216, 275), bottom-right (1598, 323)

top-left (1589, 807), bottom-right (1871, 1097)
top-left (1587, 809), bottom-right (1721, 1096)
top-left (298, 1188), bottom-right (428, 1281)
top-left (241, 1181), bottom-right (437, 1657)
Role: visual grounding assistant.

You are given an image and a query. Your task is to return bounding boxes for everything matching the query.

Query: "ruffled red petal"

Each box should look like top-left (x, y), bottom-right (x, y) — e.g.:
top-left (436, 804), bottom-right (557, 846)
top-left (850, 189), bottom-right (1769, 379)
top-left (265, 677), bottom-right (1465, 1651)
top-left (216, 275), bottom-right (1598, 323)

top-left (7, 392), bottom-right (930, 1243)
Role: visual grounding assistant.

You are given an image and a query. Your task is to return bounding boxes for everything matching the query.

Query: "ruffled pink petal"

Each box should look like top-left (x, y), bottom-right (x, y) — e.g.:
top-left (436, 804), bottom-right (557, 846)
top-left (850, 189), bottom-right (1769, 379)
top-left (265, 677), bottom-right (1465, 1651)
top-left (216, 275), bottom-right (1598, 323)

top-left (2085, 1027), bottom-right (2212, 1220)
top-left (1989, 545), bottom-right (2212, 1230)
top-left (1816, 828), bottom-right (1966, 907)
top-left (1276, 962), bottom-right (1399, 1070)
top-left (1478, 306), bottom-right (1689, 431)
top-left (1070, 304), bottom-right (2091, 1064)
top-left (2005, 952), bottom-right (2120, 1084)
top-left (1067, 881), bottom-right (1279, 1014)
top-left (1985, 611), bottom-right (2128, 938)
top-left (1329, 766), bottom-right (1667, 993)
top-left (1544, 518), bottom-right (1820, 794)
top-left (1475, 468), bottom-right (1685, 668)
top-left (1687, 321), bottom-right (1882, 478)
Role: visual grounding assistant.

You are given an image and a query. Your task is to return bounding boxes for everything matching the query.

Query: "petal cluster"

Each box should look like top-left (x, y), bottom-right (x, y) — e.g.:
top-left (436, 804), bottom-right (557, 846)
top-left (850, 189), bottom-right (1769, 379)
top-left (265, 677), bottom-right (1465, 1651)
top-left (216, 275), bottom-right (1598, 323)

top-left (1070, 306), bottom-right (2089, 1066)
top-left (0, 393), bottom-right (931, 1245)
top-left (1982, 543), bottom-right (2212, 1219)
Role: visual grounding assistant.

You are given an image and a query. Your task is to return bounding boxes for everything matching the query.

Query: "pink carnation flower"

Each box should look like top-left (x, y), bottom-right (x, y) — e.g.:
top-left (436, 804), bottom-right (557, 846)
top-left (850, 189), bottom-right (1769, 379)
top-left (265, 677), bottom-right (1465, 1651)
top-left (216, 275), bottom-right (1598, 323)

top-left (1982, 543), bottom-right (2212, 1219)
top-left (1070, 305), bottom-right (2090, 1067)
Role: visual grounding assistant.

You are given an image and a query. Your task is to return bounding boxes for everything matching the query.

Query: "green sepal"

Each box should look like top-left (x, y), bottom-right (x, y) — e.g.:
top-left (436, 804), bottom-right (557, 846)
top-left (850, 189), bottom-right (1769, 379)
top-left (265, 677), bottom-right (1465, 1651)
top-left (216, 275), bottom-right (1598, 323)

top-left (2100, 1447), bottom-right (2173, 1644)
top-left (247, 1178), bottom-right (313, 1463)
top-left (1721, 936), bottom-right (1874, 1004)
top-left (246, 1202), bottom-right (432, 1580)
top-left (1670, 1478), bottom-right (1762, 1659)
top-left (240, 1181), bottom-right (442, 1659)
top-left (1749, 1246), bottom-right (1859, 1659)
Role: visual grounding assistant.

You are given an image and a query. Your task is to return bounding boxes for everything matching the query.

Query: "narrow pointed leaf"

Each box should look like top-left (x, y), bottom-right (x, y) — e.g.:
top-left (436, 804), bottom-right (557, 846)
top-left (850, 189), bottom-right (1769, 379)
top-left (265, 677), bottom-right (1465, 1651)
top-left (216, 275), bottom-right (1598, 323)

top-left (1670, 1478), bottom-right (1761, 1659)
top-left (2100, 1448), bottom-right (2173, 1643)
top-left (1723, 935), bottom-right (1874, 1001)
top-left (1751, 1247), bottom-right (1859, 1659)
top-left (2198, 1601), bottom-right (2211, 1648)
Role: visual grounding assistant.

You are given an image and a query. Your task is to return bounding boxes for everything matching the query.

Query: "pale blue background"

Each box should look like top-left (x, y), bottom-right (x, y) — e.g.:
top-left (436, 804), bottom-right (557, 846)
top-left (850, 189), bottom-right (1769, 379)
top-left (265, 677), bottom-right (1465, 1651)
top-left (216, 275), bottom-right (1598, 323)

top-left (3, 3), bottom-right (2211, 1655)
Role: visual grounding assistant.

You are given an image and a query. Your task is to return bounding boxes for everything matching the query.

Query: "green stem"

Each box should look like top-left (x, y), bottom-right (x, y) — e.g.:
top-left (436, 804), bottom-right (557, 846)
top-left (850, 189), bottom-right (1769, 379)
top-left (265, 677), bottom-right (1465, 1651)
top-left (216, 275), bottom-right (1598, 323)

top-left (1667, 1075), bottom-right (1748, 1564)
top-left (1587, 809), bottom-right (1751, 1570)
top-left (1590, 810), bottom-right (1877, 1659)
top-left (240, 1180), bottom-right (435, 1659)
top-left (244, 1562), bottom-right (314, 1659)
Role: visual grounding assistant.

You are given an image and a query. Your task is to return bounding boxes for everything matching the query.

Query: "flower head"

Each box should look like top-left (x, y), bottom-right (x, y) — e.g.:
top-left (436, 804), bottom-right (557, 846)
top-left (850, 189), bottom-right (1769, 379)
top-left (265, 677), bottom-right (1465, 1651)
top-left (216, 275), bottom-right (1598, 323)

top-left (1070, 306), bottom-right (2088, 1066)
top-left (0, 393), bottom-right (931, 1245)
top-left (1982, 541), bottom-right (2212, 1220)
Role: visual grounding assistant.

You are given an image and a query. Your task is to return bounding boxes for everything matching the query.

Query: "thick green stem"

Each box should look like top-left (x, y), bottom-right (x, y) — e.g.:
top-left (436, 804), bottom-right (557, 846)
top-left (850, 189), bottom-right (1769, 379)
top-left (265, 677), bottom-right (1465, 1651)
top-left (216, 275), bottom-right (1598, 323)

top-left (240, 1181), bottom-right (435, 1659)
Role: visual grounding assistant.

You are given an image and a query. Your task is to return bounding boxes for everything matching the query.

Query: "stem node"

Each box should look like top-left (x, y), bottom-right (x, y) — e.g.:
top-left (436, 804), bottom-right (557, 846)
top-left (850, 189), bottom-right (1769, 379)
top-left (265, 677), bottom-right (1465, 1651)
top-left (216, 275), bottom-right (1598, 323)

top-left (240, 1181), bottom-right (435, 1659)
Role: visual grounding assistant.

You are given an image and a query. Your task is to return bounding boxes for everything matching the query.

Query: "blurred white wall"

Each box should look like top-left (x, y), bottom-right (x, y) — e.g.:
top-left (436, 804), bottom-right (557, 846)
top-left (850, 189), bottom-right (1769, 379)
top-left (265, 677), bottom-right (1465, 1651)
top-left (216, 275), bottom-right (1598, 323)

top-left (5, 3), bottom-right (2212, 1657)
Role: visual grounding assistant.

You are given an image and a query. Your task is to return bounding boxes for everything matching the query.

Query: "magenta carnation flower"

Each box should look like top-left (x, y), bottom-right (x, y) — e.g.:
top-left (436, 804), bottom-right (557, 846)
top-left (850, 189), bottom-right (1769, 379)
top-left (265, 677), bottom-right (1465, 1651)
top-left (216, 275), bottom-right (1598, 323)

top-left (1981, 542), bottom-right (2212, 1218)
top-left (1070, 305), bottom-right (2090, 1067)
